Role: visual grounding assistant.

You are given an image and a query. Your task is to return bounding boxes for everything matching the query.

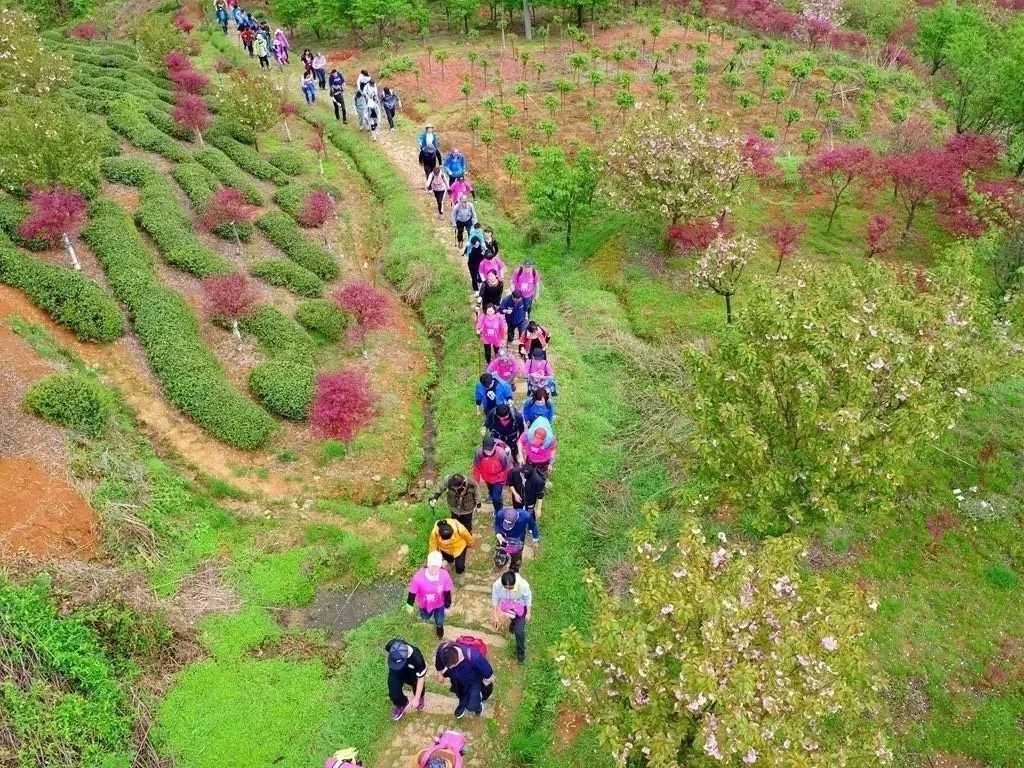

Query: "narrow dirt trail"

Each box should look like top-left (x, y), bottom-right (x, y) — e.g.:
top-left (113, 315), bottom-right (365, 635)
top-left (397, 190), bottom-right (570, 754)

top-left (359, 128), bottom-right (547, 768)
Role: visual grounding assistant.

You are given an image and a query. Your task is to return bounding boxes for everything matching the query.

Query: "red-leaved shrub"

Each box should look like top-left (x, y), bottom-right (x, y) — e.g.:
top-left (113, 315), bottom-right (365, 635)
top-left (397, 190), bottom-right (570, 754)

top-left (281, 101), bottom-right (299, 118)
top-left (866, 215), bottom-right (893, 258)
top-left (201, 187), bottom-right (257, 232)
top-left (19, 187), bottom-right (88, 247)
top-left (886, 149), bottom-right (964, 237)
top-left (70, 21), bottom-right (101, 39)
top-left (201, 273), bottom-right (258, 325)
top-left (173, 11), bottom-right (195, 33)
top-left (800, 145), bottom-right (878, 231)
top-left (214, 57), bottom-right (234, 74)
top-left (332, 282), bottom-right (394, 343)
top-left (298, 189), bottom-right (335, 229)
top-left (944, 132), bottom-right (1002, 174)
top-left (766, 220), bottom-right (805, 273)
top-left (171, 94), bottom-right (212, 141)
top-left (668, 219), bottom-right (733, 254)
top-left (164, 50), bottom-right (191, 73)
top-left (740, 135), bottom-right (779, 182)
top-left (169, 67), bottom-right (210, 95)
top-left (311, 369), bottom-right (379, 441)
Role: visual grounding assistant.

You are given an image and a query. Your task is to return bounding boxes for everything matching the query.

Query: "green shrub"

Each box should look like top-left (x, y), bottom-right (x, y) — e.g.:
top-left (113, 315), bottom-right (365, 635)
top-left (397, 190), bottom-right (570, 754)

top-left (266, 147), bottom-right (309, 176)
top-left (255, 211), bottom-right (338, 280)
top-left (106, 98), bottom-right (189, 163)
top-left (0, 197), bottom-right (49, 251)
top-left (24, 372), bottom-right (115, 436)
top-left (0, 233), bottom-right (124, 342)
top-left (296, 298), bottom-right (348, 341)
top-left (192, 147), bottom-right (265, 205)
top-left (66, 83), bottom-right (115, 115)
top-left (171, 163), bottom-right (254, 242)
top-left (83, 200), bottom-right (275, 448)
top-left (239, 305), bottom-right (315, 362)
top-left (207, 133), bottom-right (290, 184)
top-left (248, 359), bottom-right (315, 419)
top-left (984, 562), bottom-right (1020, 589)
top-left (146, 103), bottom-right (194, 140)
top-left (250, 259), bottom-right (324, 297)
top-left (271, 181), bottom-right (343, 221)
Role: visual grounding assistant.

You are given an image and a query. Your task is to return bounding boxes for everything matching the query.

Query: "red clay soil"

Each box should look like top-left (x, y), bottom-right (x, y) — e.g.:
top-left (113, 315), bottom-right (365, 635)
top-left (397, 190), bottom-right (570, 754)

top-left (0, 457), bottom-right (100, 560)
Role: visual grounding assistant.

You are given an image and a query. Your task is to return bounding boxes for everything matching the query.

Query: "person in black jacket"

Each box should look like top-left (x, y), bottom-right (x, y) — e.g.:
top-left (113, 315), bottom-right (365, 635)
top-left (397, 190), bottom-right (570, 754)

top-left (477, 270), bottom-right (503, 312)
top-left (328, 69), bottom-right (347, 123)
top-left (507, 463), bottom-right (546, 519)
top-left (384, 638), bottom-right (427, 720)
top-left (484, 403), bottom-right (524, 461)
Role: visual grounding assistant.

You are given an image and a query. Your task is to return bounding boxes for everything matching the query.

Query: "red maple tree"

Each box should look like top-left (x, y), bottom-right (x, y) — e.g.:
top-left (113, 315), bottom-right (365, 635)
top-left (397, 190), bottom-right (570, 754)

top-left (298, 189), bottom-right (335, 249)
top-left (801, 145), bottom-right (878, 232)
top-left (667, 219), bottom-right (733, 254)
top-left (173, 11), bottom-right (195, 33)
top-left (201, 273), bottom-right (258, 339)
top-left (19, 187), bottom-right (88, 271)
top-left (885, 150), bottom-right (963, 238)
top-left (280, 101), bottom-right (298, 141)
top-left (171, 94), bottom-right (213, 144)
top-left (164, 50), bottom-right (191, 73)
top-left (311, 369), bottom-right (379, 441)
top-left (740, 135), bottom-right (779, 183)
top-left (944, 132), bottom-right (1002, 174)
top-left (766, 220), bottom-right (806, 274)
top-left (332, 282), bottom-right (394, 344)
top-left (866, 215), bottom-right (894, 258)
top-left (170, 67), bottom-right (210, 95)
top-left (70, 21), bottom-right (101, 39)
top-left (201, 187), bottom-right (257, 253)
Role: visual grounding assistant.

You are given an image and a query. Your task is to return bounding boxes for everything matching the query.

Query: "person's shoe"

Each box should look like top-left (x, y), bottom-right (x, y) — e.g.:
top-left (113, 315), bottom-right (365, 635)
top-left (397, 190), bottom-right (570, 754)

top-left (391, 705), bottom-right (407, 721)
top-left (436, 624), bottom-right (445, 639)
top-left (516, 653), bottom-right (526, 665)
top-left (454, 706), bottom-right (467, 719)
top-left (416, 697), bottom-right (426, 712)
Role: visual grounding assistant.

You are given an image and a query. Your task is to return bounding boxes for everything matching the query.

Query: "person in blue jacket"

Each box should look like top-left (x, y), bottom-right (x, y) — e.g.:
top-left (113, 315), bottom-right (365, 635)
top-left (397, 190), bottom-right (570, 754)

top-left (474, 373), bottom-right (512, 418)
top-left (443, 149), bottom-right (468, 181)
top-left (522, 386), bottom-right (554, 428)
top-left (493, 506), bottom-right (540, 572)
top-left (215, 4), bottom-right (229, 33)
top-left (499, 291), bottom-right (528, 345)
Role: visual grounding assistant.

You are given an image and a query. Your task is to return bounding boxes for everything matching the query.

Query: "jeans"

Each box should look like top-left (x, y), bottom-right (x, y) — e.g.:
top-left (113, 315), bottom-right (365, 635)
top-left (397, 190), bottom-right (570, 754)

top-left (467, 257), bottom-right (482, 290)
top-left (420, 607), bottom-right (445, 626)
top-left (303, 85), bottom-right (316, 104)
top-left (440, 548), bottom-right (467, 574)
top-left (452, 510), bottom-right (473, 533)
top-left (450, 679), bottom-right (492, 714)
top-left (433, 190), bottom-right (445, 215)
top-left (332, 96), bottom-right (347, 122)
top-left (315, 68), bottom-right (326, 89)
top-left (509, 615), bottom-right (526, 658)
top-left (522, 296), bottom-right (534, 315)
top-left (388, 668), bottom-right (419, 707)
top-left (486, 482), bottom-right (503, 513)
top-left (384, 104), bottom-right (396, 128)
top-left (506, 320), bottom-right (526, 344)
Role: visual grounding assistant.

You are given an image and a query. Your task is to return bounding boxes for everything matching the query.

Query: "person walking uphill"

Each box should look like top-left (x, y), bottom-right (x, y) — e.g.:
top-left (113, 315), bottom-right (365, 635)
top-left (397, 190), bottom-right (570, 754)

top-left (474, 373), bottom-right (513, 419)
top-left (216, 3), bottom-right (229, 33)
top-left (487, 346), bottom-right (523, 387)
top-left (418, 124), bottom-right (441, 179)
top-left (437, 642), bottom-right (494, 718)
top-left (500, 291), bottom-right (528, 345)
top-left (407, 551), bottom-right (453, 639)
top-left (476, 303), bottom-right (507, 364)
top-left (253, 32), bottom-right (269, 69)
top-left (273, 28), bottom-right (289, 63)
top-left (518, 415), bottom-right (557, 474)
top-left (473, 435), bottom-right (513, 513)
top-left (485, 402), bottom-right (525, 461)
top-left (428, 517), bottom-right (475, 576)
top-left (380, 87), bottom-right (400, 130)
top-left (329, 69), bottom-right (347, 123)
top-left (494, 506), bottom-right (540, 572)
top-left (451, 196), bottom-right (477, 251)
top-left (301, 71), bottom-right (317, 104)
top-left (523, 386), bottom-right (555, 428)
top-left (491, 570), bottom-right (532, 664)
top-left (425, 164), bottom-right (449, 218)
top-left (312, 51), bottom-right (328, 89)
top-left (428, 473), bottom-right (481, 532)
top-left (511, 260), bottom-right (541, 317)
top-left (476, 271), bottom-right (503, 313)
top-left (444, 148), bottom-right (468, 181)
top-left (508, 462), bottom-right (546, 518)
top-left (384, 638), bottom-right (427, 720)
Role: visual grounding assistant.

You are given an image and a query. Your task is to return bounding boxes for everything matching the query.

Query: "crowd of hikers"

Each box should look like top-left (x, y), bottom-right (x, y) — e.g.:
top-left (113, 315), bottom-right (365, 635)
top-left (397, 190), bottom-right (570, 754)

top-left (214, 10), bottom-right (556, 765)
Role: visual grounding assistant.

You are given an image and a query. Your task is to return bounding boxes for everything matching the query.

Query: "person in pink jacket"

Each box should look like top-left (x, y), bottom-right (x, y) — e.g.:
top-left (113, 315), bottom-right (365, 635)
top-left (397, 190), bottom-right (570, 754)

top-left (517, 416), bottom-right (556, 473)
top-left (478, 251), bottom-right (505, 282)
top-left (475, 303), bottom-right (507, 364)
top-left (487, 346), bottom-right (523, 385)
top-left (511, 260), bottom-right (540, 316)
top-left (449, 176), bottom-right (474, 206)
top-left (406, 551), bottom-right (454, 639)
top-left (523, 348), bottom-right (555, 394)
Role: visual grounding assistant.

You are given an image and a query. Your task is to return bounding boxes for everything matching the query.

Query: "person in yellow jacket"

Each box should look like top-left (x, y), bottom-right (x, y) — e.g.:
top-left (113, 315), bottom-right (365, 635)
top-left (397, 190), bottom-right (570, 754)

top-left (428, 518), bottom-right (475, 575)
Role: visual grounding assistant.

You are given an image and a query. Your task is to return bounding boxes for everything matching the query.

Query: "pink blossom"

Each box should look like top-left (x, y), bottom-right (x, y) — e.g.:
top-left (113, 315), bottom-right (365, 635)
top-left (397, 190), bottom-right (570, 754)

top-left (821, 636), bottom-right (839, 651)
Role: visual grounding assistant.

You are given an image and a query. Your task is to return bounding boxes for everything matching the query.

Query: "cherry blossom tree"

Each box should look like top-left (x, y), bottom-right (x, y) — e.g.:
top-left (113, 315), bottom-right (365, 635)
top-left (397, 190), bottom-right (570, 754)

top-left (605, 111), bottom-right (748, 226)
top-left (171, 93), bottom-right (212, 145)
top-left (0, 9), bottom-right (71, 101)
top-left (688, 254), bottom-right (987, 531)
top-left (201, 273), bottom-right (258, 340)
top-left (694, 233), bottom-right (758, 323)
top-left (298, 189), bottom-right (336, 250)
top-left (201, 187), bottom-right (257, 254)
top-left (217, 70), bottom-right (283, 152)
top-left (800, 145), bottom-right (878, 231)
top-left (557, 514), bottom-right (891, 768)
top-left (866, 215), bottom-right (894, 257)
top-left (766, 220), bottom-right (805, 273)
top-left (311, 369), bottom-right (379, 441)
top-left (19, 187), bottom-right (88, 271)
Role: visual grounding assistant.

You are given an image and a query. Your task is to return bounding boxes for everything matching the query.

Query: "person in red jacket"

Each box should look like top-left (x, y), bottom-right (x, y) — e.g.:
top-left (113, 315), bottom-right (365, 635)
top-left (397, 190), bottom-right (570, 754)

top-left (472, 435), bottom-right (513, 513)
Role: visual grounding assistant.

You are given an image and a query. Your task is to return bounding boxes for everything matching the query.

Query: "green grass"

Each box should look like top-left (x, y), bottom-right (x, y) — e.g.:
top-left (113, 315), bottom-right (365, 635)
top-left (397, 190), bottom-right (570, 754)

top-left (198, 605), bottom-right (283, 660)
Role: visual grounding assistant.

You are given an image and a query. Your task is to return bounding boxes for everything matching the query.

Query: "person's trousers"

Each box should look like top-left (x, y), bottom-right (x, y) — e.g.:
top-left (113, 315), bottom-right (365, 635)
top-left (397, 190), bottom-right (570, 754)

top-left (433, 190), bottom-right (445, 215)
top-left (452, 510), bottom-right (473, 533)
top-left (509, 616), bottom-right (526, 658)
top-left (258, 55), bottom-right (269, 69)
top-left (220, 21), bottom-right (228, 32)
top-left (506, 321), bottom-right (525, 344)
top-left (420, 150), bottom-right (438, 178)
top-left (522, 296), bottom-right (534, 315)
top-left (244, 42), bottom-right (253, 56)
top-left (440, 548), bottom-right (467, 575)
top-left (486, 482), bottom-right (503, 513)
top-left (384, 105), bottom-right (396, 129)
top-left (303, 86), bottom-right (315, 104)
top-left (333, 97), bottom-right (347, 122)
top-left (315, 68), bottom-right (326, 88)
top-left (455, 219), bottom-right (473, 246)
top-left (451, 679), bottom-right (492, 714)
top-left (483, 343), bottom-right (499, 363)
top-left (419, 607), bottom-right (445, 626)
top-left (467, 257), bottom-right (482, 290)
top-left (388, 668), bottom-right (418, 707)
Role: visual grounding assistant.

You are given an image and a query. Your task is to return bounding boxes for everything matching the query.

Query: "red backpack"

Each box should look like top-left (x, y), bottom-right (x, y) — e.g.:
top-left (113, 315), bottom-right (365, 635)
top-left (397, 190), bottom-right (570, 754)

top-left (455, 635), bottom-right (488, 658)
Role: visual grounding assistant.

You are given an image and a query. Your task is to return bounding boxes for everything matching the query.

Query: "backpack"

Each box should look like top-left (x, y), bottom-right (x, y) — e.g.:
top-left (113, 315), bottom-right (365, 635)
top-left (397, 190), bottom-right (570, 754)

top-left (455, 635), bottom-right (488, 658)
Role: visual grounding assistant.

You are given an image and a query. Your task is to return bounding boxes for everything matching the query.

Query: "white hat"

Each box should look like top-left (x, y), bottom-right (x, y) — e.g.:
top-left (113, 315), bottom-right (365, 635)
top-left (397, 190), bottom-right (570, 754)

top-left (427, 551), bottom-right (443, 568)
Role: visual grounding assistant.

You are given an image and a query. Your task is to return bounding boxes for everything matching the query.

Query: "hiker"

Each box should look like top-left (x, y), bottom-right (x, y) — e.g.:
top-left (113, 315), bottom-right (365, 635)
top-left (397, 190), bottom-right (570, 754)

top-left (511, 260), bottom-right (541, 316)
top-left (365, 97), bottom-right (383, 141)
top-left (253, 32), bottom-right (269, 69)
top-left (300, 48), bottom-right (315, 74)
top-left (451, 196), bottom-right (477, 251)
top-left (485, 403), bottom-right (524, 462)
top-left (444, 148), bottom-right (468, 181)
top-left (491, 570), bottom-right (532, 664)
top-left (474, 373), bottom-right (513, 419)
top-left (301, 71), bottom-right (317, 105)
top-left (436, 641), bottom-right (494, 718)
top-left (272, 34), bottom-right (287, 70)
top-left (428, 517), bottom-right (475, 576)
top-left (464, 222), bottom-right (486, 291)
top-left (494, 506), bottom-right (540, 572)
top-left (356, 68), bottom-right (372, 93)
top-left (418, 124), bottom-right (441, 179)
top-left (240, 24), bottom-right (255, 56)
top-left (476, 303), bottom-right (507, 364)
top-left (353, 87), bottom-right (368, 130)
top-left (406, 551), bottom-right (454, 639)
top-left (449, 175), bottom-right (474, 205)
top-left (216, 4), bottom-right (229, 32)
top-left (329, 69), bottom-right (347, 123)
top-left (518, 321), bottom-right (550, 360)
top-left (324, 747), bottom-right (362, 768)
top-left (273, 28), bottom-right (289, 62)
top-left (499, 291), bottom-right (528, 345)
top-left (362, 77), bottom-right (379, 102)
top-left (476, 270), bottom-right (504, 312)
top-left (380, 87), bottom-right (401, 130)
top-left (524, 348), bottom-right (557, 395)
top-left (522, 387), bottom-right (555, 428)
top-left (416, 731), bottom-right (467, 768)
top-left (384, 638), bottom-right (427, 720)
top-left (482, 226), bottom-right (500, 257)
top-left (425, 164), bottom-right (450, 218)
top-left (312, 51), bottom-right (327, 89)
top-left (478, 248), bottom-right (505, 283)
top-left (472, 435), bottom-right (513, 513)
top-left (487, 346), bottom-right (523, 387)
top-left (508, 462), bottom-right (546, 518)
top-left (518, 416), bottom-right (557, 474)
top-left (428, 473), bottom-right (481, 532)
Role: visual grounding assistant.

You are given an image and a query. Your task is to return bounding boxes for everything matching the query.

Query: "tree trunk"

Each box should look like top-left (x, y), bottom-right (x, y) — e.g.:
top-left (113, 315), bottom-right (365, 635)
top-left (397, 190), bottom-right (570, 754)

top-left (61, 233), bottom-right (81, 271)
top-left (318, 156), bottom-right (325, 178)
top-left (284, 119), bottom-right (292, 141)
top-left (523, 0), bottom-right (532, 41)
top-left (576, 3), bottom-right (583, 26)
top-left (196, 130), bottom-right (205, 146)
top-left (463, 15), bottom-right (469, 34)
top-left (231, 318), bottom-right (241, 340)
top-left (725, 293), bottom-right (733, 324)
top-left (566, 216), bottom-right (572, 247)
top-left (230, 221), bottom-right (242, 255)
